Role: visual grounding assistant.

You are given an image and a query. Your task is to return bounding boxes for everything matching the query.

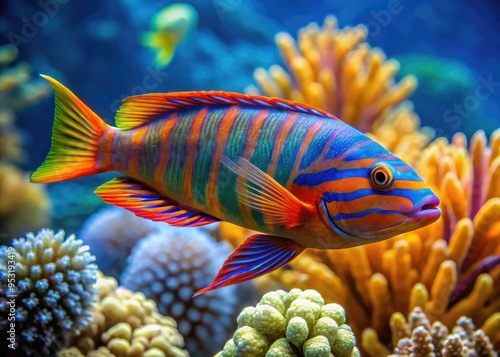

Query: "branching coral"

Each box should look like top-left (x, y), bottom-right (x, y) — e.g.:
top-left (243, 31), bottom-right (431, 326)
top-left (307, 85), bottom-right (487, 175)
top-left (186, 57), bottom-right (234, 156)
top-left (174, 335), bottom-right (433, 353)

top-left (247, 15), bottom-right (431, 165)
top-left (362, 307), bottom-right (497, 356)
top-left (216, 288), bottom-right (360, 357)
top-left (0, 229), bottom-right (98, 355)
top-left (79, 207), bottom-right (162, 279)
top-left (0, 164), bottom-right (51, 241)
top-left (58, 272), bottom-right (188, 357)
top-left (120, 227), bottom-right (237, 357)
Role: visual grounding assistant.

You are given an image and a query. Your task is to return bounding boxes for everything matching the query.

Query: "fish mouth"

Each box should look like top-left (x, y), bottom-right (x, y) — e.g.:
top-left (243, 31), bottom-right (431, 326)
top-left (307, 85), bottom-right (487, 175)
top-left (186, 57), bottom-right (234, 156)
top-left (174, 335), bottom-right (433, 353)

top-left (407, 194), bottom-right (441, 224)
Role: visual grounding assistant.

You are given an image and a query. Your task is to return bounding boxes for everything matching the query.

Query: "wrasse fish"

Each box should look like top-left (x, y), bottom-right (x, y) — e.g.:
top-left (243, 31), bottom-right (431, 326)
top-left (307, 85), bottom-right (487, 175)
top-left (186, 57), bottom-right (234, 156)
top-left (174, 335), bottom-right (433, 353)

top-left (31, 76), bottom-right (441, 296)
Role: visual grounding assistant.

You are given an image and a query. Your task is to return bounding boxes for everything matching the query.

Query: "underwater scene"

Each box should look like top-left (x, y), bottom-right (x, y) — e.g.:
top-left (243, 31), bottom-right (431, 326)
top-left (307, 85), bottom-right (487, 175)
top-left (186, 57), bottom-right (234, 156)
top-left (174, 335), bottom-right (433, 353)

top-left (1, 0), bottom-right (500, 356)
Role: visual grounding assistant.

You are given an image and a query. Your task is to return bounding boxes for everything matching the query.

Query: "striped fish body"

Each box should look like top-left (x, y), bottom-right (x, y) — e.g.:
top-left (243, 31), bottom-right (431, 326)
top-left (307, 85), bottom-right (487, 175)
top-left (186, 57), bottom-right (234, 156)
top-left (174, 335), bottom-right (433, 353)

top-left (31, 76), bottom-right (441, 294)
top-left (102, 106), bottom-right (352, 246)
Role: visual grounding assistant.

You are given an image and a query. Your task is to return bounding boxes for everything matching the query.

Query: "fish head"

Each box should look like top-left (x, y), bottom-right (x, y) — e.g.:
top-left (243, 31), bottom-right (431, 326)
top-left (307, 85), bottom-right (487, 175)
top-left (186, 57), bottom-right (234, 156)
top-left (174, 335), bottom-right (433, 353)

top-left (318, 156), bottom-right (441, 242)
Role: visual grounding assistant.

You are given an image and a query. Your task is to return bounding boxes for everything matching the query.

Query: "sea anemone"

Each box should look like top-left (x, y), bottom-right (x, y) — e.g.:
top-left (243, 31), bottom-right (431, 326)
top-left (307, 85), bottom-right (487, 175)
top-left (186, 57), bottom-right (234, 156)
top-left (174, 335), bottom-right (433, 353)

top-left (0, 229), bottom-right (98, 355)
top-left (78, 207), bottom-right (162, 279)
top-left (120, 226), bottom-right (238, 356)
top-left (216, 288), bottom-right (360, 356)
top-left (58, 272), bottom-right (188, 356)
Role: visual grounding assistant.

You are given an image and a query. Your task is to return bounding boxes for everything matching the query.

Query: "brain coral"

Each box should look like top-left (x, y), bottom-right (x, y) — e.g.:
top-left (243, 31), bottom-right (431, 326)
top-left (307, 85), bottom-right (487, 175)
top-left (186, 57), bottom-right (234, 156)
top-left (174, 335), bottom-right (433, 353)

top-left (79, 207), bottom-right (162, 279)
top-left (58, 272), bottom-right (188, 357)
top-left (0, 229), bottom-right (98, 355)
top-left (120, 227), bottom-right (237, 357)
top-left (217, 288), bottom-right (360, 357)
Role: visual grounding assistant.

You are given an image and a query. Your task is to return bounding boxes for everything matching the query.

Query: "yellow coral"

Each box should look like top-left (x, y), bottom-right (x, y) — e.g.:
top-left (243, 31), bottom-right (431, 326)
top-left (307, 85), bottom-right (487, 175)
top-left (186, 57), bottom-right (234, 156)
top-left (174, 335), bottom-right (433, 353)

top-left (0, 164), bottom-right (50, 240)
top-left (58, 273), bottom-right (188, 357)
top-left (247, 16), bottom-right (431, 164)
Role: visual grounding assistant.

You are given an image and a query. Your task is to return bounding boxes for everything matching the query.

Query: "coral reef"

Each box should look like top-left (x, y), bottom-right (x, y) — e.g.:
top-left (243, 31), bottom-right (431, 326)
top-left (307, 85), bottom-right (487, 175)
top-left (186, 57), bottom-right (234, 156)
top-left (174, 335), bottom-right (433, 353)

top-left (246, 129), bottom-right (500, 352)
top-left (0, 164), bottom-right (51, 241)
top-left (0, 229), bottom-right (98, 355)
top-left (79, 207), bottom-right (162, 279)
top-left (216, 288), bottom-right (360, 356)
top-left (233, 14), bottom-right (500, 354)
top-left (247, 15), bottom-right (431, 166)
top-left (362, 307), bottom-right (498, 356)
top-left (120, 227), bottom-right (237, 357)
top-left (0, 44), bottom-right (51, 241)
top-left (58, 272), bottom-right (188, 357)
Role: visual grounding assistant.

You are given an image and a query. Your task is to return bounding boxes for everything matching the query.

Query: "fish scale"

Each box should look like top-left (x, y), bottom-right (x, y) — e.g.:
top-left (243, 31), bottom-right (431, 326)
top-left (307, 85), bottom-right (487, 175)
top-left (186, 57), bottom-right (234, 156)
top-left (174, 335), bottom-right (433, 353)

top-left (31, 75), bottom-right (441, 295)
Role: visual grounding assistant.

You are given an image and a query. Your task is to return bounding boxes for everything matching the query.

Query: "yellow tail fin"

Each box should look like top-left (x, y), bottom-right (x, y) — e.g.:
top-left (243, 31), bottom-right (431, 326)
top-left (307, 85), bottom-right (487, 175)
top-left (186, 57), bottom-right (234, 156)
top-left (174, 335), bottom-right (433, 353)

top-left (30, 75), bottom-right (110, 183)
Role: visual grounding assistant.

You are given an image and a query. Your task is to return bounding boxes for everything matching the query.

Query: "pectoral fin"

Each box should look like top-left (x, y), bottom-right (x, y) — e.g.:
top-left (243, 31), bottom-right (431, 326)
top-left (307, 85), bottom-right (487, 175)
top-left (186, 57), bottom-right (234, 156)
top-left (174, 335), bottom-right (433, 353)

top-left (194, 234), bottom-right (305, 296)
top-left (95, 177), bottom-right (219, 227)
top-left (222, 157), bottom-right (314, 228)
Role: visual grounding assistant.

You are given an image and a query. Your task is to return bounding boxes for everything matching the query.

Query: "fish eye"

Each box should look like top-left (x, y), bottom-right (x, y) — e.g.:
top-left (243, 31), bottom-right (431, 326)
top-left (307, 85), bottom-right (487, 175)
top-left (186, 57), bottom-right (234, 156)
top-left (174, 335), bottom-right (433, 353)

top-left (370, 165), bottom-right (393, 189)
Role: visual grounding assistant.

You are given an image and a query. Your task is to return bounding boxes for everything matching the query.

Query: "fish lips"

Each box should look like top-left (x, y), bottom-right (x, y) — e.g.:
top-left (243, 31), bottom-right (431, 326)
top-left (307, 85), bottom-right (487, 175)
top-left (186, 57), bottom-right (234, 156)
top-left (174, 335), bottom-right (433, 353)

top-left (407, 194), bottom-right (441, 225)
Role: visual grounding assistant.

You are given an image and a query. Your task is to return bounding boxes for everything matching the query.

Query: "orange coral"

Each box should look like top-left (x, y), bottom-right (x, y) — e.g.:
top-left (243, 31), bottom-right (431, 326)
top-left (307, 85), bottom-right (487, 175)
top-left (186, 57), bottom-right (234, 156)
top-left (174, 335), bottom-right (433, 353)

top-left (247, 15), bottom-right (431, 164)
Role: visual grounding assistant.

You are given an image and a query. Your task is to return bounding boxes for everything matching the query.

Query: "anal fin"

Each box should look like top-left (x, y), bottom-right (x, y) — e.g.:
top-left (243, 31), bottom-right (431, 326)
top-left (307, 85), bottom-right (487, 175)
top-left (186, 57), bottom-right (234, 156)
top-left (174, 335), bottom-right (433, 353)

top-left (194, 234), bottom-right (305, 296)
top-left (95, 177), bottom-right (219, 227)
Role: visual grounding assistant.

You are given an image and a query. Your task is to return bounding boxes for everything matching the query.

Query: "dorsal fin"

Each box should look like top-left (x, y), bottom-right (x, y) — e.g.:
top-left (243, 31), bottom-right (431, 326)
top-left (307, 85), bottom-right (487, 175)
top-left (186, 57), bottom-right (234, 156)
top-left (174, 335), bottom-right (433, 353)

top-left (115, 91), bottom-right (340, 130)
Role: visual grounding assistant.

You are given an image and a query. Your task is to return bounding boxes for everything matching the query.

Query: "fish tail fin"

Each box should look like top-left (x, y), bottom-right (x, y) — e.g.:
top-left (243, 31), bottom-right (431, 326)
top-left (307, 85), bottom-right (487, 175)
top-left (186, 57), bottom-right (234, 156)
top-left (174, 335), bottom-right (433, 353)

top-left (30, 75), bottom-right (111, 184)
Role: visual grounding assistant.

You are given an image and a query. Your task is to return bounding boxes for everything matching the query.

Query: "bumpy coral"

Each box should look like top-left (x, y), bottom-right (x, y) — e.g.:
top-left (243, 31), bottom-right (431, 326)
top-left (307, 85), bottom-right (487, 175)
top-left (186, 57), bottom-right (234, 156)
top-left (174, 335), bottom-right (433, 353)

top-left (0, 229), bottom-right (98, 355)
top-left (362, 307), bottom-right (497, 356)
top-left (79, 207), bottom-right (161, 279)
top-left (120, 227), bottom-right (237, 357)
top-left (58, 272), bottom-right (188, 357)
top-left (0, 164), bottom-right (51, 241)
top-left (216, 288), bottom-right (360, 357)
top-left (247, 15), bottom-right (431, 165)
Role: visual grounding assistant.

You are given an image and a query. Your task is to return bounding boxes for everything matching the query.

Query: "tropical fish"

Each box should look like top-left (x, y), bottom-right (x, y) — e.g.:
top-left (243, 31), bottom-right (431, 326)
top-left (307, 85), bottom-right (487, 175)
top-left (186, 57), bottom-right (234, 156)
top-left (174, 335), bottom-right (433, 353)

top-left (141, 3), bottom-right (198, 67)
top-left (31, 76), bottom-right (441, 296)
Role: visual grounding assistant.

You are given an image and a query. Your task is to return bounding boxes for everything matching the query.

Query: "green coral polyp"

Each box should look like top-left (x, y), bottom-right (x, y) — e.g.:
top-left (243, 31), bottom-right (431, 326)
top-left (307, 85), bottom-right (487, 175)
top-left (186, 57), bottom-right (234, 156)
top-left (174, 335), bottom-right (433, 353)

top-left (216, 288), bottom-right (360, 357)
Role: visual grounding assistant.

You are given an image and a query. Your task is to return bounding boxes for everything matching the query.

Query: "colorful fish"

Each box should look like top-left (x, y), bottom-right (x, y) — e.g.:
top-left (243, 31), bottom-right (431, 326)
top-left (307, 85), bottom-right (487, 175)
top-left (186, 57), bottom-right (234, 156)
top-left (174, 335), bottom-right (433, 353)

top-left (31, 76), bottom-right (441, 296)
top-left (141, 3), bottom-right (198, 68)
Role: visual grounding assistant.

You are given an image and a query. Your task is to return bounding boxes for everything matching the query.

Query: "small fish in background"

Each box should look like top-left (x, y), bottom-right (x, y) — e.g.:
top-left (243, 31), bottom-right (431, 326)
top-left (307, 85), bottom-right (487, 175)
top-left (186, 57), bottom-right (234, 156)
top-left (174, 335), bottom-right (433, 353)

top-left (31, 76), bottom-right (441, 296)
top-left (141, 3), bottom-right (199, 68)
top-left (396, 53), bottom-right (477, 95)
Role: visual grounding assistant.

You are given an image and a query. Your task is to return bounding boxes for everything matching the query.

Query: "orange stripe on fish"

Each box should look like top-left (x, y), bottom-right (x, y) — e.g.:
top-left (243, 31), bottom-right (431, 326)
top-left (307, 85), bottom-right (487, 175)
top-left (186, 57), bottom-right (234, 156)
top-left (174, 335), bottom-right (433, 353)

top-left (206, 106), bottom-right (240, 217)
top-left (183, 107), bottom-right (209, 206)
top-left (268, 112), bottom-right (297, 177)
